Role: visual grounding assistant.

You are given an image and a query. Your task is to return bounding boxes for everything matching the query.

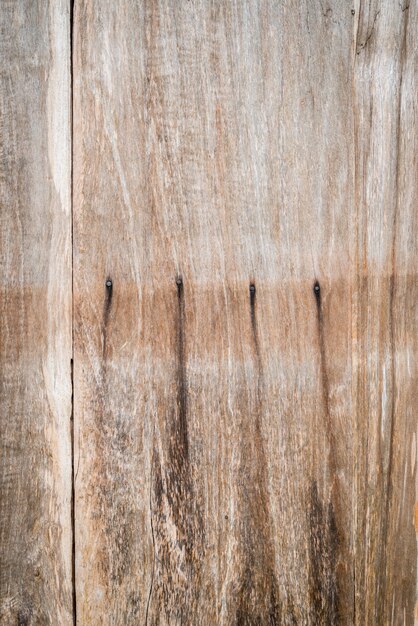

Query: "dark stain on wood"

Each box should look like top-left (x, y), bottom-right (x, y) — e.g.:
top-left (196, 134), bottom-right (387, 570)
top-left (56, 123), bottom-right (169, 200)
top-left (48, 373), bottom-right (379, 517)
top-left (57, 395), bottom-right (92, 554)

top-left (17, 605), bottom-right (32, 626)
top-left (175, 275), bottom-right (189, 460)
top-left (312, 280), bottom-right (345, 623)
top-left (17, 614), bottom-right (29, 626)
top-left (102, 278), bottom-right (113, 357)
top-left (308, 480), bottom-right (339, 625)
top-left (104, 278), bottom-right (113, 315)
top-left (268, 584), bottom-right (283, 626)
top-left (234, 569), bottom-right (282, 626)
top-left (232, 282), bottom-right (282, 624)
top-left (249, 281), bottom-right (257, 327)
top-left (313, 280), bottom-right (330, 416)
top-left (147, 277), bottom-right (205, 622)
top-left (313, 279), bottom-right (337, 476)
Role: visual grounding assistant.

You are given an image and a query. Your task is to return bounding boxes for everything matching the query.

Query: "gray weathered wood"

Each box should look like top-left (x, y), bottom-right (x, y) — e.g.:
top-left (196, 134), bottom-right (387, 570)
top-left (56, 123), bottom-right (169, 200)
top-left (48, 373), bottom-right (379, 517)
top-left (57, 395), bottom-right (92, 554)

top-left (73, 1), bottom-right (417, 624)
top-left (0, 2), bottom-right (73, 624)
top-left (354, 2), bottom-right (418, 623)
top-left (1, 0), bottom-right (415, 624)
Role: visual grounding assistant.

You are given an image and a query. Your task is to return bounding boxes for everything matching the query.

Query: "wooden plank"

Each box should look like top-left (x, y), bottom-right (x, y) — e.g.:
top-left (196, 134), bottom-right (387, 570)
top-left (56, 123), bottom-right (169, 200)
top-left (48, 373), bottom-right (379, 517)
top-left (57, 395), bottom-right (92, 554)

top-left (0, 2), bottom-right (73, 624)
top-left (73, 1), bottom-right (417, 624)
top-left (353, 2), bottom-right (418, 623)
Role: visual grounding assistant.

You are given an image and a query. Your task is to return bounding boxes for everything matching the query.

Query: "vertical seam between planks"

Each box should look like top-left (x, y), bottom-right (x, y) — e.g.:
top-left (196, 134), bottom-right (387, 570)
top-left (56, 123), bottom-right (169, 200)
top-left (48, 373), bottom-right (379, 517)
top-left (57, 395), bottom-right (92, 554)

top-left (352, 4), bottom-right (361, 622)
top-left (70, 1), bottom-right (77, 624)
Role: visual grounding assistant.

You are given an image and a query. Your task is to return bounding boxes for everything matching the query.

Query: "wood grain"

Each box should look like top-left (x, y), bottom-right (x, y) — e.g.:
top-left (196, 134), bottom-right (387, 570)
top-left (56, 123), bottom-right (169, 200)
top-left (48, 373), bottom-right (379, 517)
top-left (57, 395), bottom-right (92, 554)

top-left (79, 0), bottom-right (418, 624)
top-left (354, 2), bottom-right (418, 623)
top-left (0, 2), bottom-right (73, 625)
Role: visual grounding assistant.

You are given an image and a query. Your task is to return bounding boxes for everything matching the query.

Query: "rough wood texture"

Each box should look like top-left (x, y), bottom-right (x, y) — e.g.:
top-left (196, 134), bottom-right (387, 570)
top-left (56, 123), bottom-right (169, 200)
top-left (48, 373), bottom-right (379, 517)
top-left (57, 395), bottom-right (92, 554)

top-left (1, 0), bottom-right (415, 625)
top-left (73, 1), bottom-right (417, 624)
top-left (0, 2), bottom-right (73, 625)
top-left (354, 3), bottom-right (418, 623)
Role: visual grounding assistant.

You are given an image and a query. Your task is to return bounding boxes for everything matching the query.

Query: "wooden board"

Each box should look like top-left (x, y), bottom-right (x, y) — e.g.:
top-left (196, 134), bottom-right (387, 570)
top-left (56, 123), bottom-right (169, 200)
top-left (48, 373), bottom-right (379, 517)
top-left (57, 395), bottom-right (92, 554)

top-left (73, 1), bottom-right (418, 624)
top-left (0, 0), bottom-right (414, 624)
top-left (353, 2), bottom-right (418, 622)
top-left (0, 2), bottom-right (73, 625)
top-left (73, 1), bottom-right (417, 624)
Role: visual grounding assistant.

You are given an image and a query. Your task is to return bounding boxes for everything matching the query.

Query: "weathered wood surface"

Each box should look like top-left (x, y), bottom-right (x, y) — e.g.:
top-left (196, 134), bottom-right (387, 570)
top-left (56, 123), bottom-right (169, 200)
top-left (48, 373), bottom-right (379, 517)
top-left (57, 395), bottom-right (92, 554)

top-left (354, 2), bottom-right (417, 623)
top-left (0, 2), bottom-right (73, 625)
top-left (73, 1), bottom-right (417, 624)
top-left (0, 0), bottom-right (416, 625)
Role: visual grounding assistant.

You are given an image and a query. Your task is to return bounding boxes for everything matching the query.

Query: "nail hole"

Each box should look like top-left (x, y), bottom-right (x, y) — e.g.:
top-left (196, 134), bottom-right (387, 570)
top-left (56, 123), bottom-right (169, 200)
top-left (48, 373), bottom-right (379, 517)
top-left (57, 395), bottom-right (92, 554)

top-left (313, 281), bottom-right (320, 294)
top-left (249, 283), bottom-right (256, 294)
